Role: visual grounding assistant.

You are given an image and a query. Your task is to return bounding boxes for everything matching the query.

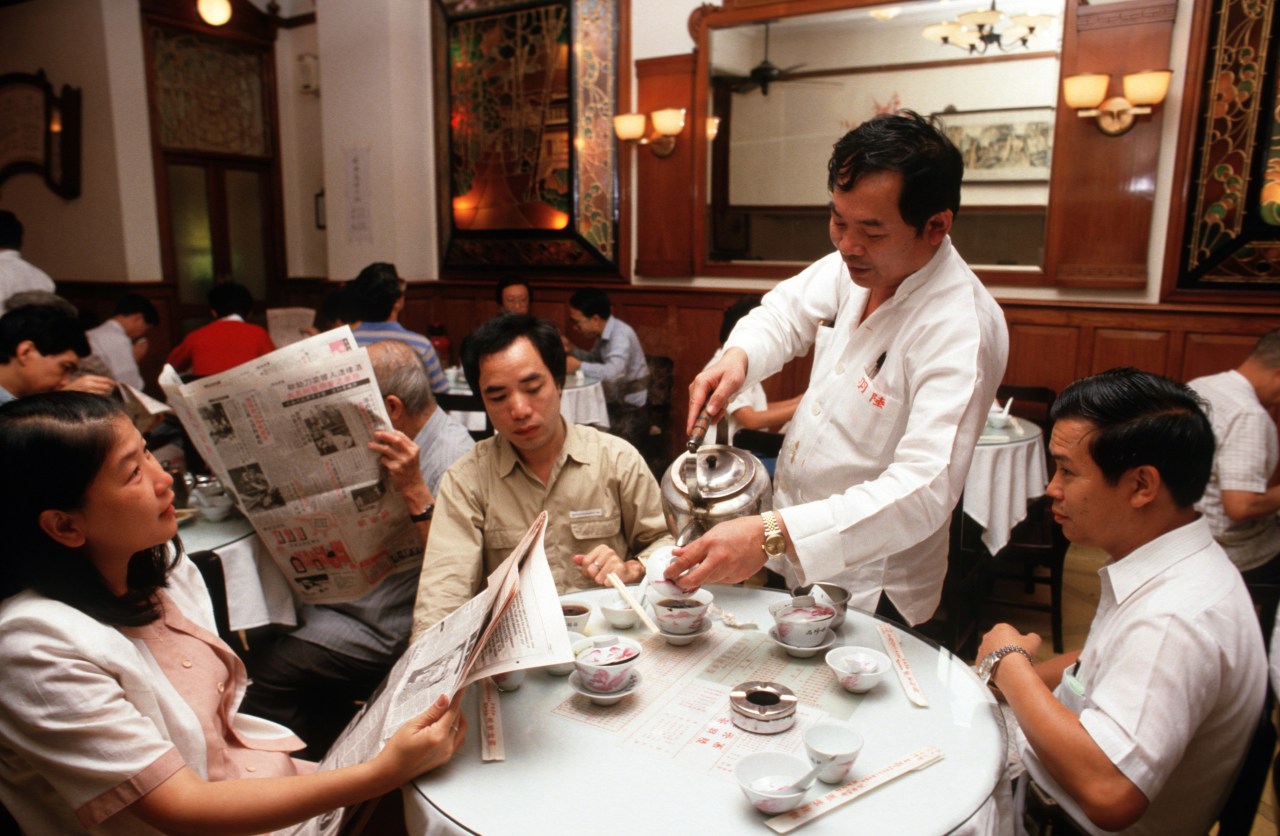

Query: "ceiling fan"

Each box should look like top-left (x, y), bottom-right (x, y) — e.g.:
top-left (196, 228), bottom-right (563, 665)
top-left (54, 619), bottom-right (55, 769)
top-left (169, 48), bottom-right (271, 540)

top-left (711, 22), bottom-right (807, 96)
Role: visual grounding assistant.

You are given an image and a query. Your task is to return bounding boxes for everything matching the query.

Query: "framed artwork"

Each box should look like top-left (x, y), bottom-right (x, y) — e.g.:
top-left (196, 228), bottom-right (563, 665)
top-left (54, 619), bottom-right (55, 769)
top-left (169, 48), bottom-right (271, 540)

top-left (932, 106), bottom-right (1054, 183)
top-left (434, 0), bottom-right (622, 276)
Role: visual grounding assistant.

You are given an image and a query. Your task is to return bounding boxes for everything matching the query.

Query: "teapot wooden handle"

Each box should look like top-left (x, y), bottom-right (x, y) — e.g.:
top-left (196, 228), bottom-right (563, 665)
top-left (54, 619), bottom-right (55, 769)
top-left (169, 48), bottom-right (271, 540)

top-left (687, 410), bottom-right (712, 453)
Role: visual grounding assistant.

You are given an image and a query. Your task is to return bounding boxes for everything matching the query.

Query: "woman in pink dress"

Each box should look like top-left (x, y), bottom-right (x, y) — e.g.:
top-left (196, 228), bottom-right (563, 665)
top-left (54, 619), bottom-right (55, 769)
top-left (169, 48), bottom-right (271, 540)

top-left (0, 392), bottom-right (465, 834)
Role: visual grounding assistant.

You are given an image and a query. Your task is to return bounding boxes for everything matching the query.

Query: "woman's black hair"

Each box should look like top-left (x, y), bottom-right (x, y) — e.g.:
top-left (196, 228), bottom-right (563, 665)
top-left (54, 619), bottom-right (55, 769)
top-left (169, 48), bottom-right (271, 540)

top-left (0, 392), bottom-right (178, 625)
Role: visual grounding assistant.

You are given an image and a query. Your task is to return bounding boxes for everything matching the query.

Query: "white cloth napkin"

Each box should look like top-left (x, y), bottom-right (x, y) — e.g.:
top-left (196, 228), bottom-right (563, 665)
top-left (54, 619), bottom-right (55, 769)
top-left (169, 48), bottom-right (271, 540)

top-left (215, 535), bottom-right (297, 631)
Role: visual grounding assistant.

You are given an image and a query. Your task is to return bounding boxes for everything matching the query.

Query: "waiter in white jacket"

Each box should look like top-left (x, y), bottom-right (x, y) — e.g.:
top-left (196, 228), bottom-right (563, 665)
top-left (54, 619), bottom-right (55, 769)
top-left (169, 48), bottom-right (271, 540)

top-left (667, 111), bottom-right (1008, 627)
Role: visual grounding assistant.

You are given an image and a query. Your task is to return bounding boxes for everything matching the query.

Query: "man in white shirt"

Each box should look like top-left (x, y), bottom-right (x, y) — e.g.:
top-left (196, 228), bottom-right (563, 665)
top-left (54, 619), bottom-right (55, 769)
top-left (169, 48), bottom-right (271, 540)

top-left (564, 287), bottom-right (650, 449)
top-left (0, 211), bottom-right (55, 312)
top-left (669, 111), bottom-right (1008, 627)
top-left (976, 368), bottom-right (1266, 835)
top-left (1188, 329), bottom-right (1280, 581)
top-left (0, 304), bottom-right (91, 403)
top-left (85, 294), bottom-right (159, 391)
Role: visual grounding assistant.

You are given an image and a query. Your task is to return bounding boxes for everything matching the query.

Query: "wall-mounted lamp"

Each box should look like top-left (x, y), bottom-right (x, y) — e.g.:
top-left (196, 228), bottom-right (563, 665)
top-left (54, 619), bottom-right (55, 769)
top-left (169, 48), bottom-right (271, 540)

top-left (1062, 69), bottom-right (1172, 136)
top-left (613, 108), bottom-right (686, 158)
top-left (197, 0), bottom-right (232, 26)
top-left (706, 116), bottom-right (721, 142)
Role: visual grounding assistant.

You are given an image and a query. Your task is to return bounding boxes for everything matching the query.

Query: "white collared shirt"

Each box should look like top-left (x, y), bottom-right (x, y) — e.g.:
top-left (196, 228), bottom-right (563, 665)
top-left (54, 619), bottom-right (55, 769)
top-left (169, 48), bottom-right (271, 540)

top-left (87, 318), bottom-right (145, 390)
top-left (726, 240), bottom-right (1008, 624)
top-left (1020, 518), bottom-right (1266, 835)
top-left (1189, 369), bottom-right (1280, 570)
top-left (0, 249), bottom-right (55, 311)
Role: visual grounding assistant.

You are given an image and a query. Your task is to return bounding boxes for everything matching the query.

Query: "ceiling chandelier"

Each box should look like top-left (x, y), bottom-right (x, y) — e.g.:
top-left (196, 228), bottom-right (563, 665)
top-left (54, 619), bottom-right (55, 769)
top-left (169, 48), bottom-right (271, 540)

top-left (922, 1), bottom-right (1054, 55)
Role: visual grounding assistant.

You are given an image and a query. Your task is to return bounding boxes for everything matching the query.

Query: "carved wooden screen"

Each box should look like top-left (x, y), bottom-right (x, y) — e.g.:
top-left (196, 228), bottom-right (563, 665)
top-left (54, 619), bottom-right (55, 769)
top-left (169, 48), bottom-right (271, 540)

top-left (435, 0), bottom-right (622, 276)
top-left (1172, 0), bottom-right (1280, 293)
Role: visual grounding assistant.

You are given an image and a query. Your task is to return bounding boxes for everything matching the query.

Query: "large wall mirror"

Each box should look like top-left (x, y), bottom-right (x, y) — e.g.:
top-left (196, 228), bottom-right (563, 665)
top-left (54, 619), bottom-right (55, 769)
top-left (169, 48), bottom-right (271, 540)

top-left (693, 0), bottom-right (1065, 282)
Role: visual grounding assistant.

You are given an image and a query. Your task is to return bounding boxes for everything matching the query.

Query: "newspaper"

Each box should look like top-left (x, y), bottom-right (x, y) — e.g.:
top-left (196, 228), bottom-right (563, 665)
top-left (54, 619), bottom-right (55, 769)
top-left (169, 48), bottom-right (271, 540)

top-left (158, 327), bottom-right (423, 604)
top-left (289, 512), bottom-right (572, 836)
top-left (267, 306), bottom-right (317, 348)
top-left (115, 381), bottom-right (171, 433)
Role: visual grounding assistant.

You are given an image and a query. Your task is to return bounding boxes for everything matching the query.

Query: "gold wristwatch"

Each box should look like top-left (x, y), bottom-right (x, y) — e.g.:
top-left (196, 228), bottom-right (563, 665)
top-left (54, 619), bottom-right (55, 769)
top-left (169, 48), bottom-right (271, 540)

top-left (761, 511), bottom-right (787, 557)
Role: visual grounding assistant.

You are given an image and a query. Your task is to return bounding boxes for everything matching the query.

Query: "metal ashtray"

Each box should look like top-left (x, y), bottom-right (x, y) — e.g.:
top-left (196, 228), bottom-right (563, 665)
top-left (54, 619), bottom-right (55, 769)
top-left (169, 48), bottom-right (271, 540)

top-left (730, 681), bottom-right (798, 735)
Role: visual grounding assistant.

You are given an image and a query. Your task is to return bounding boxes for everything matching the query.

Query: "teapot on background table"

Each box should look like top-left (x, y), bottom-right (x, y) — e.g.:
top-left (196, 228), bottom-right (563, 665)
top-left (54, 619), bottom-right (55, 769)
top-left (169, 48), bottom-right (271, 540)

top-left (660, 411), bottom-right (773, 546)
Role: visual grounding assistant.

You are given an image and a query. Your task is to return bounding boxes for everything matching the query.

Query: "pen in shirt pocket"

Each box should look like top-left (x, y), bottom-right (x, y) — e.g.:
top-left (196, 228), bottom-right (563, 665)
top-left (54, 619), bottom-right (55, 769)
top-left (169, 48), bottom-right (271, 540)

top-left (866, 350), bottom-right (887, 380)
top-left (1063, 660), bottom-right (1085, 697)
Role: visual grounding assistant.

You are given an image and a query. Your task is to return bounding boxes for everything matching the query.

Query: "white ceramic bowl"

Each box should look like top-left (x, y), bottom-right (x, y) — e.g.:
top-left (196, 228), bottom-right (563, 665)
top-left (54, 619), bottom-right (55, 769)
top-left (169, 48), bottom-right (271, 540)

top-left (986, 412), bottom-right (1012, 430)
top-left (561, 600), bottom-right (592, 632)
top-left (658, 619), bottom-right (712, 646)
top-left (652, 588), bottom-right (714, 634)
top-left (601, 596), bottom-right (639, 630)
top-left (790, 582), bottom-right (850, 628)
top-left (826, 646), bottom-right (892, 694)
top-left (734, 751), bottom-right (813, 814)
top-left (573, 635), bottom-right (643, 694)
top-left (644, 545), bottom-right (699, 598)
top-left (546, 631), bottom-right (584, 676)
top-left (767, 626), bottom-right (838, 658)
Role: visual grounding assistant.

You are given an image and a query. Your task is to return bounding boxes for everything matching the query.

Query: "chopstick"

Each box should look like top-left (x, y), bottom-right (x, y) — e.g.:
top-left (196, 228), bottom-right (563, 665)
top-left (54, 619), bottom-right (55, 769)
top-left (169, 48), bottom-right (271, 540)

top-left (606, 572), bottom-right (661, 634)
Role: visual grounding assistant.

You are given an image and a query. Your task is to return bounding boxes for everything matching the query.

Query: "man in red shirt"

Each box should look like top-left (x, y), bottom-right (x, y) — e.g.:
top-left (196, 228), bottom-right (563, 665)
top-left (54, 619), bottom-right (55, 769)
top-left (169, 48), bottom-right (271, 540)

top-left (167, 282), bottom-right (275, 377)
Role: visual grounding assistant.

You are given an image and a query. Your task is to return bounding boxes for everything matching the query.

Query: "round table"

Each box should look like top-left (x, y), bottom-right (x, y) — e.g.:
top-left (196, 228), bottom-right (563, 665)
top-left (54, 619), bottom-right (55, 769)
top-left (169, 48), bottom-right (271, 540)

top-left (966, 420), bottom-right (1049, 554)
top-left (405, 585), bottom-right (1006, 835)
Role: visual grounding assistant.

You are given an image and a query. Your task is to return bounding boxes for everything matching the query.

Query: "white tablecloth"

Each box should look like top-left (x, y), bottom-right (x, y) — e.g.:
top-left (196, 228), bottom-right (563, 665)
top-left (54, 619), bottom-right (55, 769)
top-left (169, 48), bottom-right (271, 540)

top-left (446, 375), bottom-right (610, 431)
top-left (181, 515), bottom-right (297, 631)
top-left (964, 419), bottom-right (1049, 554)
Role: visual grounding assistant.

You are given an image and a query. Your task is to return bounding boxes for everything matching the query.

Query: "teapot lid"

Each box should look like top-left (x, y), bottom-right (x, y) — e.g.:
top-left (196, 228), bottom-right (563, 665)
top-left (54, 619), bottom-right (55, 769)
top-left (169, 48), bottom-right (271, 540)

top-left (673, 445), bottom-right (759, 500)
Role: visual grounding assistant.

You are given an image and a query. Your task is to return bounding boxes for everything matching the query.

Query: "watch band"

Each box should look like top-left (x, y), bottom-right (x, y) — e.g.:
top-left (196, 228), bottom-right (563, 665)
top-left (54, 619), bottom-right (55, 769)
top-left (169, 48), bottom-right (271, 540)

top-left (979, 644), bottom-right (1033, 685)
top-left (409, 503), bottom-right (435, 523)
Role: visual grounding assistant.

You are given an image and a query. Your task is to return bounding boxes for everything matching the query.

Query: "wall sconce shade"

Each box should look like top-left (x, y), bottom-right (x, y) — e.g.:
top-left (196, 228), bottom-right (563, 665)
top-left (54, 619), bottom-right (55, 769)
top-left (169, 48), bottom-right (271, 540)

top-left (614, 108), bottom-right (686, 157)
top-left (1062, 73), bottom-right (1110, 109)
top-left (1123, 69), bottom-right (1173, 106)
top-left (706, 116), bottom-right (721, 141)
top-left (1063, 70), bottom-right (1172, 136)
top-left (197, 0), bottom-right (232, 26)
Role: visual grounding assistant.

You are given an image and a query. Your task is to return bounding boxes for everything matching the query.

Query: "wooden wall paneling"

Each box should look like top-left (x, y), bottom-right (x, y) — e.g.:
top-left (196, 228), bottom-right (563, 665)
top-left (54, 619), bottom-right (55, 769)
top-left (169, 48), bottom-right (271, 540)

top-left (1089, 327), bottom-right (1170, 375)
top-left (1043, 0), bottom-right (1176, 289)
top-left (634, 55), bottom-right (697, 278)
top-left (1180, 333), bottom-right (1256, 381)
top-left (1005, 323), bottom-right (1080, 394)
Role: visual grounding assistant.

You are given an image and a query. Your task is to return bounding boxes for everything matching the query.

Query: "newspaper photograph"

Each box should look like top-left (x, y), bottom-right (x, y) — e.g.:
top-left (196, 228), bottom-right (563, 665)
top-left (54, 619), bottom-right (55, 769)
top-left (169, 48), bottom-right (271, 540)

top-left (159, 327), bottom-right (423, 605)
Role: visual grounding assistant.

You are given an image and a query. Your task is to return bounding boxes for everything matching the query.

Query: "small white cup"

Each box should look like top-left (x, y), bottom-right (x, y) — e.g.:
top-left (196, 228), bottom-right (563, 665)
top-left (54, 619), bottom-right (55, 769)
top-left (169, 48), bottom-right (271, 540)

top-left (653, 588), bottom-right (714, 634)
top-left (492, 669), bottom-right (526, 691)
top-left (803, 720), bottom-right (864, 784)
top-left (601, 596), bottom-right (639, 630)
top-left (734, 751), bottom-right (812, 814)
top-left (770, 595), bottom-right (837, 648)
top-left (561, 601), bottom-right (591, 632)
top-left (195, 492), bottom-right (234, 522)
top-left (573, 635), bottom-right (642, 694)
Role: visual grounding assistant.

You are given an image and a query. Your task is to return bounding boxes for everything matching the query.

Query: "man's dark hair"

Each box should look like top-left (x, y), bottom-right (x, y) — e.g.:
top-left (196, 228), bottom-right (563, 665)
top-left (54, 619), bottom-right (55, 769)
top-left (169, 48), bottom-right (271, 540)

top-left (316, 285), bottom-right (363, 330)
top-left (720, 295), bottom-right (762, 344)
top-left (568, 288), bottom-right (611, 321)
top-left (0, 392), bottom-right (178, 623)
top-left (114, 293), bottom-right (160, 326)
top-left (0, 304), bottom-right (90, 362)
top-left (347, 262), bottom-right (403, 322)
top-left (208, 282), bottom-right (254, 318)
top-left (460, 313), bottom-right (565, 392)
top-left (827, 110), bottom-right (963, 235)
top-left (0, 210), bottom-right (23, 250)
top-left (495, 275), bottom-right (531, 306)
top-left (1051, 367), bottom-right (1215, 508)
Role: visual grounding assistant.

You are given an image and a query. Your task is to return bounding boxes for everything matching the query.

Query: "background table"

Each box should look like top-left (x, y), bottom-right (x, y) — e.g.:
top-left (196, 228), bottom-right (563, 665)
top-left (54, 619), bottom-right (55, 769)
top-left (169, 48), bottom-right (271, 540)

top-left (405, 585), bottom-right (1006, 835)
top-left (444, 372), bottom-right (609, 431)
top-left (965, 419), bottom-right (1049, 554)
top-left (179, 513), bottom-right (296, 631)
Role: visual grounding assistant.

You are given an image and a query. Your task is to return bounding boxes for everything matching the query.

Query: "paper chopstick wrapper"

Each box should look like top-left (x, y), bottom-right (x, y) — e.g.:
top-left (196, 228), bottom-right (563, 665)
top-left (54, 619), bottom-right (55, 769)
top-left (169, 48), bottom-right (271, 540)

top-left (479, 678), bottom-right (505, 762)
top-left (765, 746), bottom-right (944, 833)
top-left (877, 622), bottom-right (928, 707)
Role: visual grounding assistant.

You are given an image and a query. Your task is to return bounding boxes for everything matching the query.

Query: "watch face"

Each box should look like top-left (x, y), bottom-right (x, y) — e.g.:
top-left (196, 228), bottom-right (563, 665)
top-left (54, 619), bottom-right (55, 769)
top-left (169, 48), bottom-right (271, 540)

top-left (764, 534), bottom-right (787, 556)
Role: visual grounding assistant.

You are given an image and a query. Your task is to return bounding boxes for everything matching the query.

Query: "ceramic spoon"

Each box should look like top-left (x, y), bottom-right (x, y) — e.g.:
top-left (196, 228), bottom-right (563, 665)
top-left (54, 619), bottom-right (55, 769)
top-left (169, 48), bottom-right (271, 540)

top-left (751, 756), bottom-right (833, 795)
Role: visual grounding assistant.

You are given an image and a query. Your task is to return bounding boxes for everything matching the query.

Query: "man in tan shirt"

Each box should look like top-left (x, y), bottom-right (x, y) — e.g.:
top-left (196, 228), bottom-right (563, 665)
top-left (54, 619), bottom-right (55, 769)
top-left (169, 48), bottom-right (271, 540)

top-left (411, 314), bottom-right (672, 638)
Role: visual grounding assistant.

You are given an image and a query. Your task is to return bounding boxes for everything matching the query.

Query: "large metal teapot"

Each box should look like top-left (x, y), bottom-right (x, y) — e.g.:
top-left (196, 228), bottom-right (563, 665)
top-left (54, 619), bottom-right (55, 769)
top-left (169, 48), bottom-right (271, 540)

top-left (660, 413), bottom-right (773, 546)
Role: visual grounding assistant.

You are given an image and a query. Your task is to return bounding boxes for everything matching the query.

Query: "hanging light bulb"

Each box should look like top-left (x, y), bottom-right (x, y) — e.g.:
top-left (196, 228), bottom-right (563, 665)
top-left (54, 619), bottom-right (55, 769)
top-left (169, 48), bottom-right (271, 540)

top-left (198, 0), bottom-right (232, 27)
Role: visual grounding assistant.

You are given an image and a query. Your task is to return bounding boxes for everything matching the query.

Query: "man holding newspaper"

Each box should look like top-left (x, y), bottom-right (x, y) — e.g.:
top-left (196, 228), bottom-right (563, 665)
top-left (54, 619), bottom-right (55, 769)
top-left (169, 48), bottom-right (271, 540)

top-left (411, 314), bottom-right (672, 638)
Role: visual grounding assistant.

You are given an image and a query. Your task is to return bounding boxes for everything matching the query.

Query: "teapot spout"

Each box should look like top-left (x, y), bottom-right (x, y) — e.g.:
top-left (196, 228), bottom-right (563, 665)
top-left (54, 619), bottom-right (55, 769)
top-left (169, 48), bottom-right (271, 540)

top-left (675, 520), bottom-right (704, 547)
